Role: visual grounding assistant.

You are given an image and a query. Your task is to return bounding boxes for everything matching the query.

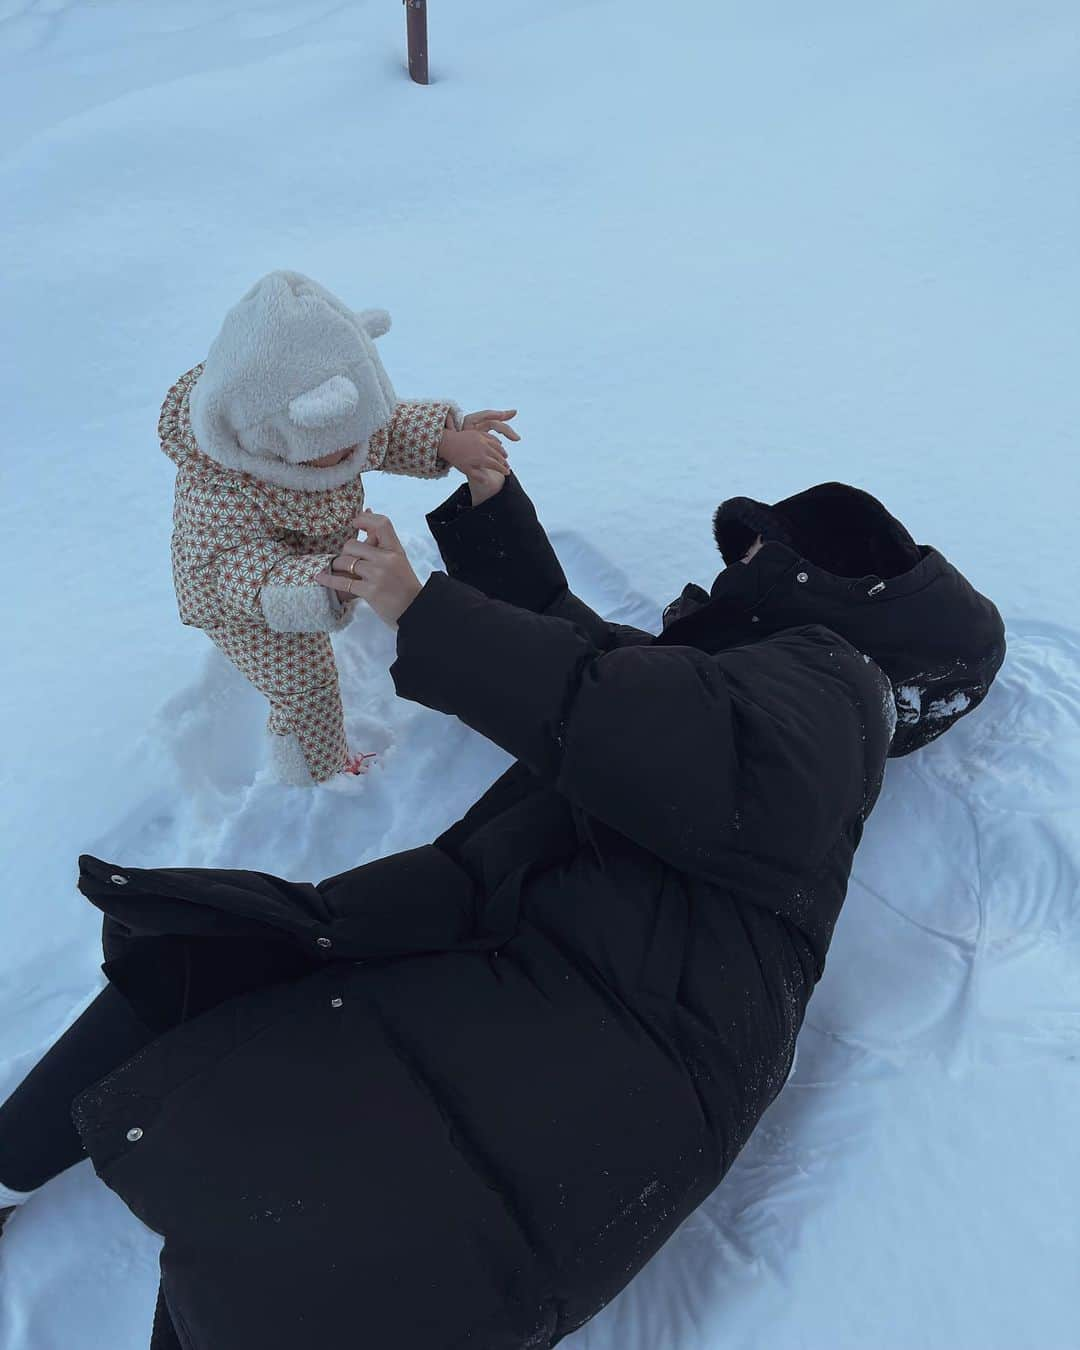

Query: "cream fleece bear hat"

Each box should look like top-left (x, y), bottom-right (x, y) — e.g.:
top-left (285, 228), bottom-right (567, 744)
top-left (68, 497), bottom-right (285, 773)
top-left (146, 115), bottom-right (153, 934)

top-left (189, 270), bottom-right (397, 491)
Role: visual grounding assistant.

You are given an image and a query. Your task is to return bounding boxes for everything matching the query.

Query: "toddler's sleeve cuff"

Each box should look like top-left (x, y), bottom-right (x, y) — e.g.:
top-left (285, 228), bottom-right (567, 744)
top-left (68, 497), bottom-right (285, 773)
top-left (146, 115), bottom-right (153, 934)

top-left (261, 582), bottom-right (354, 633)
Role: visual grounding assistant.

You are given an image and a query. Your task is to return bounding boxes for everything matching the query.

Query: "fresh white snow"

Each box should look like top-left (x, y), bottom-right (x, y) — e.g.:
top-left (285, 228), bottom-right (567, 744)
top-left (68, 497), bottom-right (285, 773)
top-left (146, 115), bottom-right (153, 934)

top-left (2, 2), bottom-right (1078, 1347)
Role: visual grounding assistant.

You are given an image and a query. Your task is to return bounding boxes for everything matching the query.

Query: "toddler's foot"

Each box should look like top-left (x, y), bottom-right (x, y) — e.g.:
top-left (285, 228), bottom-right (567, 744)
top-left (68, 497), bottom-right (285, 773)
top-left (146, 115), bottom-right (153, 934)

top-left (342, 751), bottom-right (377, 776)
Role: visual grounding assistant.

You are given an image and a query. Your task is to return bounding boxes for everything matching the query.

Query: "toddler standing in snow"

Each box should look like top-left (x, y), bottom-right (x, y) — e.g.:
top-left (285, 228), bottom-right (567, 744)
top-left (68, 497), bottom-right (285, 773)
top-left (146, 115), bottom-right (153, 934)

top-left (160, 270), bottom-right (517, 784)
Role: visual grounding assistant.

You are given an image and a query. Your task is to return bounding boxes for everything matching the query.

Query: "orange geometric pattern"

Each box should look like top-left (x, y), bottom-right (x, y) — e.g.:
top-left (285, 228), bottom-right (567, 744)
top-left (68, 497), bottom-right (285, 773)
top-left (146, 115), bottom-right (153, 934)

top-left (159, 366), bottom-right (453, 781)
top-left (209, 625), bottom-right (348, 782)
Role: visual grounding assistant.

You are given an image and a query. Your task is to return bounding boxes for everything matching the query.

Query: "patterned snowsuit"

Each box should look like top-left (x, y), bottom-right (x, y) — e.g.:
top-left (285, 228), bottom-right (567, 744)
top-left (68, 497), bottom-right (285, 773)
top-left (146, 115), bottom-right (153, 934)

top-left (160, 366), bottom-right (453, 782)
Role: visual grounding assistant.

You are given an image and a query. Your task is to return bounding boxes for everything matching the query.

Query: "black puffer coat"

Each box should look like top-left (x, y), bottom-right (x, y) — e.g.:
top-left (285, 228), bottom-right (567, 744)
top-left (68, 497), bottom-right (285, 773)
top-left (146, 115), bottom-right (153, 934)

top-left (76, 479), bottom-right (897, 1350)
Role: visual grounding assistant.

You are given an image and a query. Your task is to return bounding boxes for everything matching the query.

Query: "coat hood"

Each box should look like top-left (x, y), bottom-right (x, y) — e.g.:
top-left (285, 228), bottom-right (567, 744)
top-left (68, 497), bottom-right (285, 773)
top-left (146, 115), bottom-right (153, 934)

top-left (187, 271), bottom-right (397, 492)
top-left (659, 482), bottom-right (1006, 756)
top-left (713, 481), bottom-right (923, 579)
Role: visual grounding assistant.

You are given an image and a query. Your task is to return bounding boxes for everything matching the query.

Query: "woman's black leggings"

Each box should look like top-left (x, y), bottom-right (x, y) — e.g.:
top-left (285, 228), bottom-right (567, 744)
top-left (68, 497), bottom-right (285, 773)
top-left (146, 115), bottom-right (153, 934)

top-left (0, 936), bottom-right (318, 1194)
top-left (0, 985), bottom-right (155, 1192)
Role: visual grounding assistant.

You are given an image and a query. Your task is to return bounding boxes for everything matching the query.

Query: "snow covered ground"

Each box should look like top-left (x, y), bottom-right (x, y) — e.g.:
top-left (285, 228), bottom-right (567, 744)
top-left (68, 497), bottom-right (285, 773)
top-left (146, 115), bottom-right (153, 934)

top-left (1, 1), bottom-right (1078, 1346)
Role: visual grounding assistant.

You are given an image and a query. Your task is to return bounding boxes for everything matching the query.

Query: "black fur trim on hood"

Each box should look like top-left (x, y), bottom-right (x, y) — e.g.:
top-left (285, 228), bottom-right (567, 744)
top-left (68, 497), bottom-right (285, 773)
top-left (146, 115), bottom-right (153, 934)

top-left (713, 482), bottom-right (922, 580)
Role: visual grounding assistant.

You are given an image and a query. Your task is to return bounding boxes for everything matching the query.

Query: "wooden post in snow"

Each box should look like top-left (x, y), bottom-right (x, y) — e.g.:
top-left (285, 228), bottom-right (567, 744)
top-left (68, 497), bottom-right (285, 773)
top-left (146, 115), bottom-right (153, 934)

top-left (405, 0), bottom-right (429, 85)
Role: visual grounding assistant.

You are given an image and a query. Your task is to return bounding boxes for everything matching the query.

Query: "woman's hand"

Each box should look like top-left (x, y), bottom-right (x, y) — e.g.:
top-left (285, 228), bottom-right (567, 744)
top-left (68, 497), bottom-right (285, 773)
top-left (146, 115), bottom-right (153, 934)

top-left (317, 511), bottom-right (423, 628)
top-left (439, 409), bottom-right (519, 479)
top-left (467, 465), bottom-right (509, 506)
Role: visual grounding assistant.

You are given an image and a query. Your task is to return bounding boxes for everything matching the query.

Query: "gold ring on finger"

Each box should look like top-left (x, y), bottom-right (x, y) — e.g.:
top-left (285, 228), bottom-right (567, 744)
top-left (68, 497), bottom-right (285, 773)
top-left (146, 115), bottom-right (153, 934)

top-left (349, 557), bottom-right (362, 577)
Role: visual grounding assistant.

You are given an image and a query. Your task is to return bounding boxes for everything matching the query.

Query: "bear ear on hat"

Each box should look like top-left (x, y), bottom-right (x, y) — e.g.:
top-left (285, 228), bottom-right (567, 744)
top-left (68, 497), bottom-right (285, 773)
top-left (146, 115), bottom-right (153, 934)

top-left (356, 308), bottom-right (391, 340)
top-left (288, 375), bottom-right (361, 429)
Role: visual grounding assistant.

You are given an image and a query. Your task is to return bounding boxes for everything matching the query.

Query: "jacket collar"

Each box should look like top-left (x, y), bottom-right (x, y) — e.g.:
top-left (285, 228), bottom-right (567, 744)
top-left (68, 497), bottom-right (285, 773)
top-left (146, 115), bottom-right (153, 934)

top-left (656, 542), bottom-right (948, 650)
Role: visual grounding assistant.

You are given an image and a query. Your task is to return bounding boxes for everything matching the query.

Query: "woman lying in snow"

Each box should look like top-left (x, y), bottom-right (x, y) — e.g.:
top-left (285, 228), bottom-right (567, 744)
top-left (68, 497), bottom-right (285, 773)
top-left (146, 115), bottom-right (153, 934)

top-left (0, 470), bottom-right (1004, 1349)
top-left (161, 269), bottom-right (518, 784)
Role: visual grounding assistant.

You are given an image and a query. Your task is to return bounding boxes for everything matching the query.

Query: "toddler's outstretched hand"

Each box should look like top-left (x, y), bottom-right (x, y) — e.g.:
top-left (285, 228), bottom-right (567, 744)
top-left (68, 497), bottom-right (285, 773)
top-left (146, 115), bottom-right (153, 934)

top-left (462, 409), bottom-right (520, 441)
top-left (440, 409), bottom-right (519, 479)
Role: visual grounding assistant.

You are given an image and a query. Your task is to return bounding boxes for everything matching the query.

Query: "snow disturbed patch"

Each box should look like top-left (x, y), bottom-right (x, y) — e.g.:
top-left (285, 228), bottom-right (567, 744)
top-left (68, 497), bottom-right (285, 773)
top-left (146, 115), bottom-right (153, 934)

top-left (91, 534), bottom-right (520, 879)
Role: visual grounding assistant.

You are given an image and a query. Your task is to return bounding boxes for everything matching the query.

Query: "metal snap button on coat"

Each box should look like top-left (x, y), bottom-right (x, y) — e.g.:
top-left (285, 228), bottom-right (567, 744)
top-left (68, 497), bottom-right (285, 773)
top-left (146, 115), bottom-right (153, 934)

top-left (110, 874), bottom-right (129, 886)
top-left (126, 1127), bottom-right (144, 1142)
top-left (868, 581), bottom-right (886, 596)
top-left (330, 997), bottom-right (343, 1008)
top-left (316, 937), bottom-right (333, 949)
top-left (796, 572), bottom-right (809, 584)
